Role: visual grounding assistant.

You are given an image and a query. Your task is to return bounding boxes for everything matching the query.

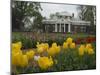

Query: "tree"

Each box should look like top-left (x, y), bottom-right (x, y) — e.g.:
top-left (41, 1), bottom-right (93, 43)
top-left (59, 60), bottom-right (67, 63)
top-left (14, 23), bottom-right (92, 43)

top-left (77, 5), bottom-right (96, 34)
top-left (12, 1), bottom-right (43, 31)
top-left (77, 5), bottom-right (96, 26)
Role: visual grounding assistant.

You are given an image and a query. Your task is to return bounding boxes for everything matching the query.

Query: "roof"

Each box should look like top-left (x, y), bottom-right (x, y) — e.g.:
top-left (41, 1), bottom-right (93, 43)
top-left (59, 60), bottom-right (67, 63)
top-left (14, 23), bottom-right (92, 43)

top-left (71, 20), bottom-right (90, 25)
top-left (42, 19), bottom-right (56, 24)
top-left (42, 19), bottom-right (90, 25)
top-left (57, 11), bottom-right (72, 17)
top-left (70, 17), bottom-right (90, 25)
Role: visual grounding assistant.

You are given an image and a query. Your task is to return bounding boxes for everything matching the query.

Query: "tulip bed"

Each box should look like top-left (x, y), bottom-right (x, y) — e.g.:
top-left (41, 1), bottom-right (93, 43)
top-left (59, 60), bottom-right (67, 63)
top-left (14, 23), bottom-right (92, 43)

top-left (12, 35), bottom-right (96, 74)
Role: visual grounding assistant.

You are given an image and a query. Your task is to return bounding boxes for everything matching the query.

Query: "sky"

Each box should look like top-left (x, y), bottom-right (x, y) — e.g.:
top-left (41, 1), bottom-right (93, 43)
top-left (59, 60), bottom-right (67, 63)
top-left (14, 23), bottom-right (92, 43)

top-left (40, 2), bottom-right (80, 19)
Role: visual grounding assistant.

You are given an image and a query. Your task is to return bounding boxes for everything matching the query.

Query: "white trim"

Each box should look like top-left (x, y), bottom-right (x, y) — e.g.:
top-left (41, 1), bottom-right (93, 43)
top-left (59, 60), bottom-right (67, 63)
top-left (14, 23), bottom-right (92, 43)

top-left (55, 24), bottom-right (57, 32)
top-left (64, 23), bottom-right (65, 32)
top-left (68, 23), bottom-right (71, 32)
top-left (59, 24), bottom-right (61, 32)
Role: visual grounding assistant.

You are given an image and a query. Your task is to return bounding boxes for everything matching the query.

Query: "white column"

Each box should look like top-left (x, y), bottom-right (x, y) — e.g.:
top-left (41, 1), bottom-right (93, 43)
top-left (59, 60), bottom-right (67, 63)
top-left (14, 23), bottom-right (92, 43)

top-left (59, 24), bottom-right (61, 32)
top-left (68, 23), bottom-right (71, 32)
top-left (55, 24), bottom-right (57, 32)
top-left (64, 24), bottom-right (65, 32)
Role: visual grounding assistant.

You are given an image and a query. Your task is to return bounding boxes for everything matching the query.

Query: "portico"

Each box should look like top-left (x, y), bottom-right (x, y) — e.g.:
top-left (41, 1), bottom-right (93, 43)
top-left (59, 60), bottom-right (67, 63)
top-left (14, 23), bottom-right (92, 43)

top-left (54, 23), bottom-right (71, 32)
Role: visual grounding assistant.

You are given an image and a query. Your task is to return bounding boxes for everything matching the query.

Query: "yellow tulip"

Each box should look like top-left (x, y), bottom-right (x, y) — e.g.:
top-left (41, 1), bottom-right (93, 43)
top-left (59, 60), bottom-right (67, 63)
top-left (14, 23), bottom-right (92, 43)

top-left (56, 46), bottom-right (61, 53)
top-left (19, 55), bottom-right (28, 67)
top-left (36, 43), bottom-right (49, 53)
top-left (12, 42), bottom-right (22, 52)
top-left (12, 52), bottom-right (17, 65)
top-left (87, 48), bottom-right (94, 55)
top-left (78, 45), bottom-right (85, 56)
top-left (36, 42), bottom-right (42, 48)
top-left (85, 44), bottom-right (94, 55)
top-left (38, 56), bottom-right (53, 69)
top-left (37, 47), bottom-right (44, 53)
top-left (26, 50), bottom-right (35, 60)
top-left (52, 43), bottom-right (57, 47)
top-left (47, 47), bottom-right (56, 56)
top-left (66, 37), bottom-right (73, 44)
top-left (70, 42), bottom-right (75, 49)
top-left (12, 52), bottom-right (28, 67)
top-left (47, 44), bottom-right (60, 56)
top-left (12, 51), bottom-right (23, 66)
top-left (86, 44), bottom-right (92, 50)
top-left (43, 43), bottom-right (49, 51)
top-left (63, 42), bottom-right (68, 49)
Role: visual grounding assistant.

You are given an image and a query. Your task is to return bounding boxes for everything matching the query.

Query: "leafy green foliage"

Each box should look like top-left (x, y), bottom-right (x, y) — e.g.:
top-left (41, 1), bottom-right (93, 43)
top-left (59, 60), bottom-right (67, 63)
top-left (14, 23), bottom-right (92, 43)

top-left (12, 1), bottom-right (43, 31)
top-left (77, 5), bottom-right (96, 26)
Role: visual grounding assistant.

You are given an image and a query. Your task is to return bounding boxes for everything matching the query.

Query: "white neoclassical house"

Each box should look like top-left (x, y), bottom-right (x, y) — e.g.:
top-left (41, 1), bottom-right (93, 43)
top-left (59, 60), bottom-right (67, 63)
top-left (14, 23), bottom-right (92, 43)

top-left (42, 12), bottom-right (91, 33)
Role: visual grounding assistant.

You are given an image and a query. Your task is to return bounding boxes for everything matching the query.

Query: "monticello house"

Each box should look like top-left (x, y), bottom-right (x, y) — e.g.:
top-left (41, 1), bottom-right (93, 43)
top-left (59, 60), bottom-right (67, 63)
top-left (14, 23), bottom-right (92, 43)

top-left (42, 12), bottom-right (91, 33)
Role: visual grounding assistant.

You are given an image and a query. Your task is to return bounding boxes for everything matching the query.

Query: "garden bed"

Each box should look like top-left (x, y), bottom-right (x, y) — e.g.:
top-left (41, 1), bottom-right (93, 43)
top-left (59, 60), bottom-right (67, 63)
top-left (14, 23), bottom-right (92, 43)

top-left (12, 34), bottom-right (96, 74)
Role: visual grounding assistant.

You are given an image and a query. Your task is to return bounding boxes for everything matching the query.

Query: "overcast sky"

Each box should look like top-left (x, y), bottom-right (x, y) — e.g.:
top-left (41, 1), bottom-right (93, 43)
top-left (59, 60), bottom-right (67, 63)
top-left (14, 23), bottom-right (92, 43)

top-left (40, 2), bottom-right (80, 19)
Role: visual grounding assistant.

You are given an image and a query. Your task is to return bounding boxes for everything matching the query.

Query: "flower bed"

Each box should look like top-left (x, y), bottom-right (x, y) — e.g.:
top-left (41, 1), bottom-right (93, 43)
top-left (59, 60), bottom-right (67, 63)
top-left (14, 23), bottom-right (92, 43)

top-left (12, 37), bottom-right (96, 74)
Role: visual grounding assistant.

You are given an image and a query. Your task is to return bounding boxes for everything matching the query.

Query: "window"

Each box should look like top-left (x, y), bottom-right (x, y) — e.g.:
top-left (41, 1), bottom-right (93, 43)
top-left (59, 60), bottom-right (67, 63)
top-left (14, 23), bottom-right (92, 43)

top-left (52, 24), bottom-right (55, 32)
top-left (61, 24), bottom-right (64, 32)
top-left (57, 24), bottom-right (60, 32)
